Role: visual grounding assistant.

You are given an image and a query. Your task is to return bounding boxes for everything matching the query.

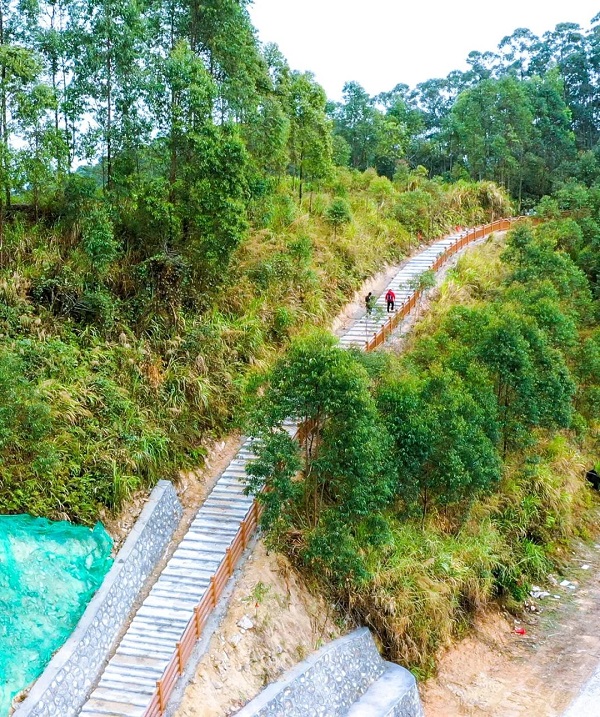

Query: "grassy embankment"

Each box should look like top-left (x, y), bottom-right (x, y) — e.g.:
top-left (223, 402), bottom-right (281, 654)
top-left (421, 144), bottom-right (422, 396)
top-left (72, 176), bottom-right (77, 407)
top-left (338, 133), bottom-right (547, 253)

top-left (246, 210), bottom-right (600, 677)
top-left (350, 235), bottom-right (599, 676)
top-left (0, 169), bottom-right (508, 522)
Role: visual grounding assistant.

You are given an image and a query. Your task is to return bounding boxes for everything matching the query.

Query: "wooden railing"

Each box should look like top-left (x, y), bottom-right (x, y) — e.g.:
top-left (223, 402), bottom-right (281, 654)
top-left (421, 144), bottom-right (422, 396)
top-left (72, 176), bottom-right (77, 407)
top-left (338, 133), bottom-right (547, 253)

top-left (142, 215), bottom-right (531, 716)
top-left (364, 217), bottom-right (525, 352)
top-left (143, 499), bottom-right (262, 717)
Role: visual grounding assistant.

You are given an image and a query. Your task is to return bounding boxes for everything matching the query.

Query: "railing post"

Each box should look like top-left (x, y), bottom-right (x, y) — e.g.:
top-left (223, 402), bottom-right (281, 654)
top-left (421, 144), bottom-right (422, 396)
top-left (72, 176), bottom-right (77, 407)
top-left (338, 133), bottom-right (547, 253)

top-left (157, 680), bottom-right (166, 713)
top-left (194, 605), bottom-right (202, 638)
top-left (176, 642), bottom-right (184, 674)
top-left (210, 576), bottom-right (217, 607)
top-left (226, 547), bottom-right (234, 575)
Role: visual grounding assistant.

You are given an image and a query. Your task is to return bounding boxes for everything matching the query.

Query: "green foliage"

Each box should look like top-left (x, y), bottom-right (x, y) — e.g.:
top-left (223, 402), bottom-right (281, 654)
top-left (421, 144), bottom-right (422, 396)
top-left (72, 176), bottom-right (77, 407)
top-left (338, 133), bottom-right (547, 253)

top-left (81, 205), bottom-right (118, 276)
top-left (246, 212), bottom-right (600, 672)
top-left (379, 367), bottom-right (502, 519)
top-left (324, 197), bottom-right (352, 236)
top-left (246, 331), bottom-right (396, 583)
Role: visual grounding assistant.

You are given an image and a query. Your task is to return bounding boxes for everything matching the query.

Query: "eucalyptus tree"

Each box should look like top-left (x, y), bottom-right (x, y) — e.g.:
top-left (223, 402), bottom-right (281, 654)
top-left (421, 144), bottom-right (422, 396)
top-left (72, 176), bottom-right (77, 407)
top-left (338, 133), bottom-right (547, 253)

top-left (27, 0), bottom-right (78, 171)
top-left (522, 74), bottom-right (576, 197)
top-left (186, 0), bottom-right (267, 122)
top-left (497, 27), bottom-right (541, 79)
top-left (286, 71), bottom-right (332, 201)
top-left (72, 0), bottom-right (149, 191)
top-left (333, 81), bottom-right (379, 170)
top-left (0, 0), bottom-right (42, 217)
top-left (14, 81), bottom-right (60, 215)
top-left (447, 76), bottom-right (533, 199)
top-left (143, 38), bottom-right (250, 277)
top-left (324, 197), bottom-right (351, 238)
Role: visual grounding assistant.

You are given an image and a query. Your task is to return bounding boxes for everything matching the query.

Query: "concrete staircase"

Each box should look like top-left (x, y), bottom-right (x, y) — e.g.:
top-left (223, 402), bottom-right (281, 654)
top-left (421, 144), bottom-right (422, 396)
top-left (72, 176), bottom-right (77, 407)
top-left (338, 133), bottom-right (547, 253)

top-left (338, 236), bottom-right (459, 348)
top-left (79, 440), bottom-right (260, 717)
top-left (78, 231), bottom-right (467, 716)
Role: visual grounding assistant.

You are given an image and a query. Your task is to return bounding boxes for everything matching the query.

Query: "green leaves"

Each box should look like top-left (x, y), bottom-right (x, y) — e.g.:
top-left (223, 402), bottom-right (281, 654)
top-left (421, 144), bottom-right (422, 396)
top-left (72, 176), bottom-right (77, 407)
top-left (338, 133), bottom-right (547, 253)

top-left (81, 204), bottom-right (118, 276)
top-left (379, 366), bottom-right (501, 518)
top-left (324, 197), bottom-right (352, 237)
top-left (246, 330), bottom-right (396, 583)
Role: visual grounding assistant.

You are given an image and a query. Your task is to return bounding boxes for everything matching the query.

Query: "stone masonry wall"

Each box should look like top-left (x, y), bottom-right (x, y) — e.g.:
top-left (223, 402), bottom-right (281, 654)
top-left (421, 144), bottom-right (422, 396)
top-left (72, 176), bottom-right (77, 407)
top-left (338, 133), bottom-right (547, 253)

top-left (233, 628), bottom-right (423, 717)
top-left (13, 480), bottom-right (183, 717)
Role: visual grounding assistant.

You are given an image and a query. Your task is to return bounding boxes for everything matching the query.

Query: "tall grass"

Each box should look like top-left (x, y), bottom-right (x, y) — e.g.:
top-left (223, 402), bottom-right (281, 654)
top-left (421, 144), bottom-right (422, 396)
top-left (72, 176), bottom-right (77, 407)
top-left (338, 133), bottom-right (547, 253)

top-left (311, 231), bottom-right (598, 674)
top-left (0, 170), bottom-right (511, 522)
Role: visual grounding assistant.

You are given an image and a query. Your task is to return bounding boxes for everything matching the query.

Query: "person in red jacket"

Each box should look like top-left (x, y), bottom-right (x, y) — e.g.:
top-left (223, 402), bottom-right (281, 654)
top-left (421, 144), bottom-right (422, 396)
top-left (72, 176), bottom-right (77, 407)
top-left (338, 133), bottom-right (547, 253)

top-left (385, 288), bottom-right (395, 312)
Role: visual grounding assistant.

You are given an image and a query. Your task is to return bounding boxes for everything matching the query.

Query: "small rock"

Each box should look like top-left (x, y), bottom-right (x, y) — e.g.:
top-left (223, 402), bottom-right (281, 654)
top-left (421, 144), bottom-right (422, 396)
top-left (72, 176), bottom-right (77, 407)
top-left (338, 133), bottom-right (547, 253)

top-left (212, 680), bottom-right (224, 691)
top-left (237, 615), bottom-right (254, 630)
top-left (229, 633), bottom-right (243, 647)
top-left (581, 564), bottom-right (591, 570)
top-left (530, 586), bottom-right (551, 599)
top-left (560, 579), bottom-right (572, 587)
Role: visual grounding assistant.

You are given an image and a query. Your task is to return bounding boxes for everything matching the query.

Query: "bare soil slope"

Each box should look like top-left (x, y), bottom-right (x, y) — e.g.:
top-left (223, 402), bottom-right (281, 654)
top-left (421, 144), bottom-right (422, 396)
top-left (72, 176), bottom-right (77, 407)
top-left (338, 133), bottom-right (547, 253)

top-left (175, 541), bottom-right (341, 717)
top-left (422, 539), bottom-right (600, 716)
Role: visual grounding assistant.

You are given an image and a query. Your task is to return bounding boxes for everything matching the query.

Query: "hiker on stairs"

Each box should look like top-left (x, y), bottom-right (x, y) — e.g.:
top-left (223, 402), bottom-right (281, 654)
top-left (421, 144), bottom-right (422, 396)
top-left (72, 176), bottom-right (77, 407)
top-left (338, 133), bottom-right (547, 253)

top-left (385, 289), bottom-right (395, 312)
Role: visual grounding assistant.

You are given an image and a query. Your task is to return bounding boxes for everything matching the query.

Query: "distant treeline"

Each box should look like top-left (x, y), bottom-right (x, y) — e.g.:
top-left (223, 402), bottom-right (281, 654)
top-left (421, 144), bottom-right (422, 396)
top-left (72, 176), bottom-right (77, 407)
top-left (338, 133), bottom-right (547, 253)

top-left (331, 19), bottom-right (600, 205)
top-left (0, 2), bottom-right (599, 234)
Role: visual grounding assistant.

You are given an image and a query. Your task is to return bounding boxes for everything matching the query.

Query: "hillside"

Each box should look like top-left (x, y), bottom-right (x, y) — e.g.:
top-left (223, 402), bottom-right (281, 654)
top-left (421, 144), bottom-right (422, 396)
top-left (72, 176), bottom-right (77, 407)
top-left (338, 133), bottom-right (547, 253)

top-left (1, 3), bottom-right (600, 711)
top-left (0, 171), bottom-right (510, 522)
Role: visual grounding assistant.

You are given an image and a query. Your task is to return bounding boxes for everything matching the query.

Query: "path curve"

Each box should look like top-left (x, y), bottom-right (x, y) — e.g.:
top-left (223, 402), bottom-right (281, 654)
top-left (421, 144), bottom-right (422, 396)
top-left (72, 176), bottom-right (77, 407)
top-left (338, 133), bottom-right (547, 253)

top-left (78, 220), bottom-right (521, 717)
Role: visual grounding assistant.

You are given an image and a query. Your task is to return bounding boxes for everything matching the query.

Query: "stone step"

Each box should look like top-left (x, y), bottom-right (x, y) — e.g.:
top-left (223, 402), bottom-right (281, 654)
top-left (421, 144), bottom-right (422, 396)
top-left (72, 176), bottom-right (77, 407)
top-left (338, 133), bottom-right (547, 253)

top-left (135, 605), bottom-right (193, 624)
top-left (202, 498), bottom-right (253, 513)
top-left (156, 555), bottom-right (218, 573)
top-left (177, 530), bottom-right (233, 547)
top-left (80, 697), bottom-right (146, 717)
top-left (169, 544), bottom-right (224, 561)
top-left (117, 640), bottom-right (175, 660)
top-left (99, 669), bottom-right (159, 690)
top-left (188, 518), bottom-right (240, 533)
top-left (91, 686), bottom-right (154, 705)
top-left (167, 546), bottom-right (223, 562)
top-left (345, 662), bottom-right (420, 716)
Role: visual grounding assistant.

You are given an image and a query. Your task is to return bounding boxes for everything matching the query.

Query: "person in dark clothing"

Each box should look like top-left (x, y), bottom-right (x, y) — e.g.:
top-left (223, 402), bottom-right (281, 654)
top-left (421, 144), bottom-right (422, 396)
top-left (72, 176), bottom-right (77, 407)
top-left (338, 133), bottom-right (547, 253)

top-left (385, 288), bottom-right (395, 312)
top-left (365, 291), bottom-right (374, 315)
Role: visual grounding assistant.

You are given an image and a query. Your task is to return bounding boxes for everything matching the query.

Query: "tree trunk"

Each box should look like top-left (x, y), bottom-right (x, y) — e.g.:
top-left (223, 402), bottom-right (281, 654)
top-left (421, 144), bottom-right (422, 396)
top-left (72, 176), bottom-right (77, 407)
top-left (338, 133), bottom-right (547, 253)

top-left (105, 0), bottom-right (113, 191)
top-left (0, 8), bottom-right (10, 210)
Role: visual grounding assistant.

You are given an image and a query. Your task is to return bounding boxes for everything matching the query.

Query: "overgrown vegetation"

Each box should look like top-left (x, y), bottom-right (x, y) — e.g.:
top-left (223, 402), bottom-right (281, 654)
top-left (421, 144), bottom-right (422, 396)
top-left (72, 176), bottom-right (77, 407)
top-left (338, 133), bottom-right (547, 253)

top-left (0, 5), bottom-right (600, 669)
top-left (246, 204), bottom-right (600, 672)
top-left (0, 169), bottom-right (508, 521)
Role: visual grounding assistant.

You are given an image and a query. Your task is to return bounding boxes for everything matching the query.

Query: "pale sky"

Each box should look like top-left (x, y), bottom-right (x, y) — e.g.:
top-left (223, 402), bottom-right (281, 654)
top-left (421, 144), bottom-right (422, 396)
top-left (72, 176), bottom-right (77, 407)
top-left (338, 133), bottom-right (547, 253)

top-left (249, 0), bottom-right (600, 100)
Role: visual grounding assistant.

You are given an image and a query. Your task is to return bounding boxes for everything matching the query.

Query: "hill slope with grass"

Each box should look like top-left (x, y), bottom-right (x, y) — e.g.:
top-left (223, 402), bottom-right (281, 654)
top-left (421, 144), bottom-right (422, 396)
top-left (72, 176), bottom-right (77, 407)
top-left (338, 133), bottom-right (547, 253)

top-left (245, 195), bottom-right (600, 674)
top-left (0, 169), bottom-right (509, 522)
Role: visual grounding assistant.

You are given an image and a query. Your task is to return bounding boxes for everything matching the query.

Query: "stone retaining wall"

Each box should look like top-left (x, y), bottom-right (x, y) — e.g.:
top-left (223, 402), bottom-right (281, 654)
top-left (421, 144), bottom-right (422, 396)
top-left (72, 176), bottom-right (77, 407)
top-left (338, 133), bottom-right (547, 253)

top-left (234, 628), bottom-right (423, 717)
top-left (13, 480), bottom-right (183, 717)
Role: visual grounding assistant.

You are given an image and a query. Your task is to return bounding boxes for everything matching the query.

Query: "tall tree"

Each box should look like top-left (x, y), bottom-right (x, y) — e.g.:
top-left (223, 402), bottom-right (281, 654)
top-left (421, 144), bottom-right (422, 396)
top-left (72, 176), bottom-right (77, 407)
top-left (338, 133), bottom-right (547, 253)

top-left (447, 77), bottom-right (533, 200)
top-left (286, 71), bottom-right (332, 201)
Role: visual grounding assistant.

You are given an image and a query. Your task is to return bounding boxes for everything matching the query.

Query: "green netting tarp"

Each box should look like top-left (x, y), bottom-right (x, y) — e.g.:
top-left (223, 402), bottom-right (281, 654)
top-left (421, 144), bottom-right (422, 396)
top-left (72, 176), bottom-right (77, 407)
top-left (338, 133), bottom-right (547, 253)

top-left (0, 515), bottom-right (113, 715)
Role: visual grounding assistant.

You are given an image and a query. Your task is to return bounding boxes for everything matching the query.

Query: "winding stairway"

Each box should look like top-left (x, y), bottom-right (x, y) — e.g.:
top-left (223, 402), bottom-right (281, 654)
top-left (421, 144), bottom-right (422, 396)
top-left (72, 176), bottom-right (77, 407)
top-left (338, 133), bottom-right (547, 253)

top-left (78, 226), bottom-right (497, 717)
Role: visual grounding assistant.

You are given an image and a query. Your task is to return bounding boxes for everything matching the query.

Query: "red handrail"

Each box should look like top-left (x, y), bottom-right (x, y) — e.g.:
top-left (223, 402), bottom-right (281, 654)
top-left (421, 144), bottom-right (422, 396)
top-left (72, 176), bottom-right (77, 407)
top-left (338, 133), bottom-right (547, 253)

top-left (364, 216), bottom-right (533, 351)
top-left (142, 215), bottom-right (534, 716)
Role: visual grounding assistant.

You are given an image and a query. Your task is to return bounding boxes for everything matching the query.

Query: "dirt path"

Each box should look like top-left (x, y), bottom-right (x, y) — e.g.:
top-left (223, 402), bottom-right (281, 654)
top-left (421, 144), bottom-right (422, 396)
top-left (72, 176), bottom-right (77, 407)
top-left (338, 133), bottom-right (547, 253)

top-left (422, 538), bottom-right (600, 716)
